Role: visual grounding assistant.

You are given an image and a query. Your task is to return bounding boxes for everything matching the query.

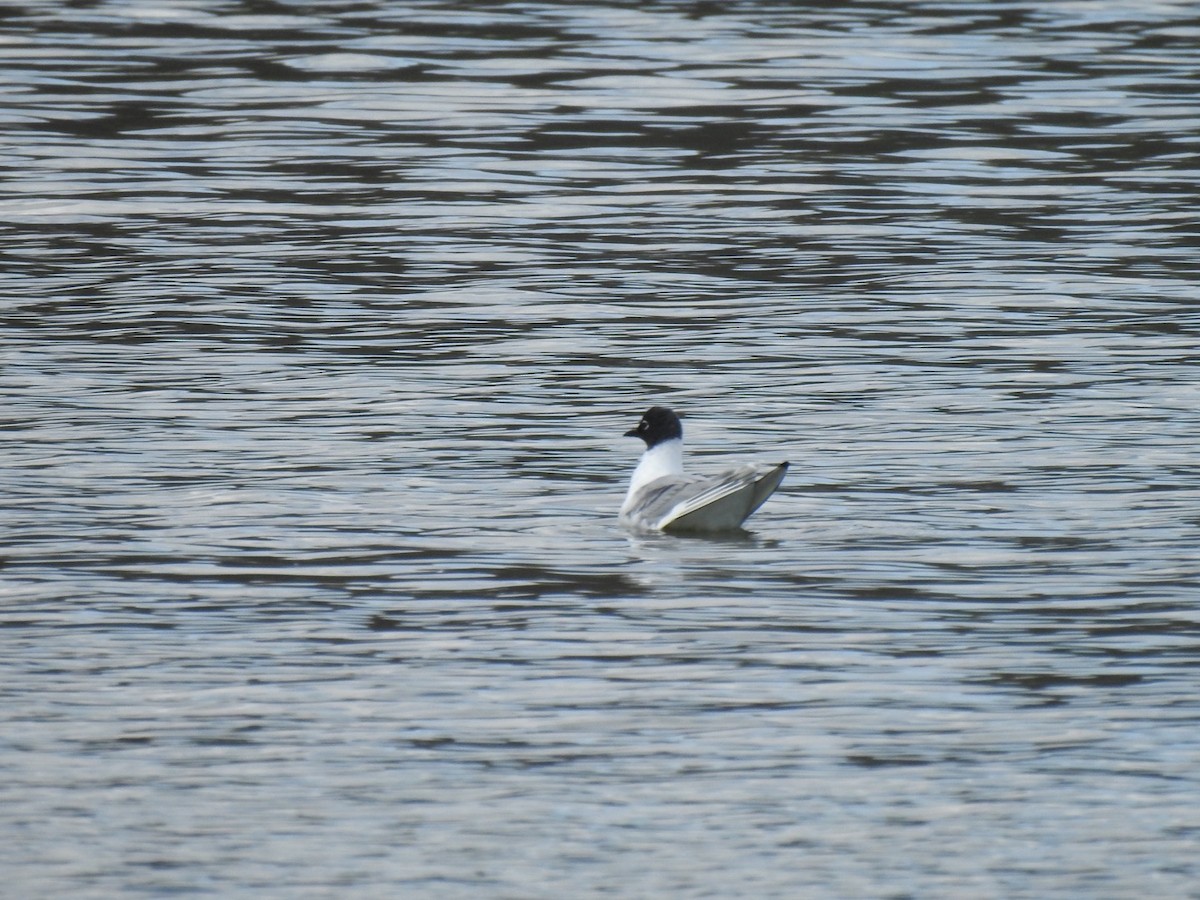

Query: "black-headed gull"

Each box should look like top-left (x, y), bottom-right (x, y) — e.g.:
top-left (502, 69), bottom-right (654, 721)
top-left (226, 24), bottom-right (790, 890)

top-left (620, 406), bottom-right (788, 533)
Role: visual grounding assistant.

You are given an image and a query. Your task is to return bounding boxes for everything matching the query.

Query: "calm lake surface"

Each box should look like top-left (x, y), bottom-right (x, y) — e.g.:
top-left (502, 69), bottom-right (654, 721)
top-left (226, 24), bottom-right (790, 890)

top-left (3, 1), bottom-right (1200, 896)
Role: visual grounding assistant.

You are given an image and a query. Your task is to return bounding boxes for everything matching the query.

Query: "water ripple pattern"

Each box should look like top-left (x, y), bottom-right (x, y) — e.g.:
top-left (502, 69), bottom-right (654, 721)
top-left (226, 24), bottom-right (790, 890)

top-left (3, 1), bottom-right (1199, 897)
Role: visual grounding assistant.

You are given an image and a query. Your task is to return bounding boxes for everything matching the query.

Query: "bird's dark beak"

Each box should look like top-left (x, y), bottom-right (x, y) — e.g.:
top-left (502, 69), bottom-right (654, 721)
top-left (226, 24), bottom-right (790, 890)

top-left (624, 427), bottom-right (640, 438)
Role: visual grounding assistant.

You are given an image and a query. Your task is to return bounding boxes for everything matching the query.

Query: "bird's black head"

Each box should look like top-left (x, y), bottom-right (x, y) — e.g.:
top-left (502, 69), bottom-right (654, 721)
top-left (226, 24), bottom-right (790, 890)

top-left (625, 406), bottom-right (683, 448)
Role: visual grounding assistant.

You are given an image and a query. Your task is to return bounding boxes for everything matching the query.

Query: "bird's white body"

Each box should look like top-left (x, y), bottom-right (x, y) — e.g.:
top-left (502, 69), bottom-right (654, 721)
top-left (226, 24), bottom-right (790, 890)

top-left (622, 438), bottom-right (685, 510)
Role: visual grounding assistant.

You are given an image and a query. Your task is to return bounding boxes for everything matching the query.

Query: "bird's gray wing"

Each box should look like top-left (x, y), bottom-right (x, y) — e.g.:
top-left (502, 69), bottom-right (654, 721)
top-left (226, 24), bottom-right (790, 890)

top-left (660, 462), bottom-right (787, 532)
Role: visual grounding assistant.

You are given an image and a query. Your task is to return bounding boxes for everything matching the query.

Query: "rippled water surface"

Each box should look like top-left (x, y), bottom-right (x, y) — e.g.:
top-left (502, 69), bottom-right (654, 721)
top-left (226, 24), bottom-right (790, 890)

top-left (4, 1), bottom-right (1200, 896)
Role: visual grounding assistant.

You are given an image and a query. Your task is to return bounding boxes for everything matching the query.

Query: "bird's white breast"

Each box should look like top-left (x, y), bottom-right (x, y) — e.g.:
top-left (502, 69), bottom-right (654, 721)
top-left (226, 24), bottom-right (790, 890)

top-left (622, 438), bottom-right (684, 512)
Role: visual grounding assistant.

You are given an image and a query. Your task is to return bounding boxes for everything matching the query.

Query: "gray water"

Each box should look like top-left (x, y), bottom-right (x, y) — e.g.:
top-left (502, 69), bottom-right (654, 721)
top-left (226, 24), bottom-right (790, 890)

top-left (3, 1), bottom-right (1200, 897)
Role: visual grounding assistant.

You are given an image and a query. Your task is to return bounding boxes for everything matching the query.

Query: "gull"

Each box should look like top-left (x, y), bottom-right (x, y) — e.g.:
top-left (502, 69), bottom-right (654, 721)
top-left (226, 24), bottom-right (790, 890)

top-left (619, 406), bottom-right (788, 533)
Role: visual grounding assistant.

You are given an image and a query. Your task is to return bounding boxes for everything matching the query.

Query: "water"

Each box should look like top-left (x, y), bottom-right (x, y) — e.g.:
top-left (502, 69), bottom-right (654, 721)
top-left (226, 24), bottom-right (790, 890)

top-left (4, 1), bottom-right (1200, 896)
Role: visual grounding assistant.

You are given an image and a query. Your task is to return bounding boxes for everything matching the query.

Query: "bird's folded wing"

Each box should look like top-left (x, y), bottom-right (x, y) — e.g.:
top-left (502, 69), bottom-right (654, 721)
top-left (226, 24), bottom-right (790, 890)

top-left (660, 463), bottom-right (787, 530)
top-left (623, 463), bottom-right (789, 532)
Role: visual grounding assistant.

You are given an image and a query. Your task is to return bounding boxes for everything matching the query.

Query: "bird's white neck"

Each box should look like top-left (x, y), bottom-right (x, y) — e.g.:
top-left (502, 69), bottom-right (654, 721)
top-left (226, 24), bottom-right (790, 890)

top-left (623, 438), bottom-right (684, 509)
